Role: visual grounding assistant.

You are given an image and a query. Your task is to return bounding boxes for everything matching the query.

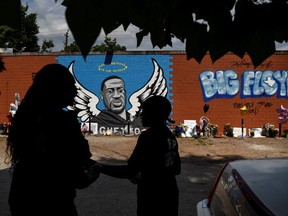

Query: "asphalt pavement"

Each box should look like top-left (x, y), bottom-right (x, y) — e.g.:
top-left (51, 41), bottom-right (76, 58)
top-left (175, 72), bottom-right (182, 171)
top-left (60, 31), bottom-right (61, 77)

top-left (0, 158), bottom-right (221, 216)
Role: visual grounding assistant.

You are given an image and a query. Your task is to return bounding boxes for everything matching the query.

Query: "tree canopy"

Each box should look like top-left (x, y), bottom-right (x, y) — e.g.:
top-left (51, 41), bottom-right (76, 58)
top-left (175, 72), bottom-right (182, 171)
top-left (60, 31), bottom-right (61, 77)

top-left (41, 39), bottom-right (55, 52)
top-left (1, 0), bottom-right (288, 70)
top-left (61, 0), bottom-right (288, 67)
top-left (63, 37), bottom-right (126, 52)
top-left (91, 37), bottom-right (126, 52)
top-left (0, 3), bottom-right (39, 52)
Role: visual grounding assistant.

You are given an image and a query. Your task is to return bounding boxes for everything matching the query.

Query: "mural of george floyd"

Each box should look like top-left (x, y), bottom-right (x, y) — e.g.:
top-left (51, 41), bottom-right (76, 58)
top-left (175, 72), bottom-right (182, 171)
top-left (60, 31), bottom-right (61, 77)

top-left (0, 51), bottom-right (288, 136)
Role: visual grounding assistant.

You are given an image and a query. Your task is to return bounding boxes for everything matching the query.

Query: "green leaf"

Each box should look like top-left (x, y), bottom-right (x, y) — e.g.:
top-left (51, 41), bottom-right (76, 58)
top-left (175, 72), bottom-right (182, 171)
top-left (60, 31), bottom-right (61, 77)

top-left (206, 6), bottom-right (232, 62)
top-left (100, 0), bottom-right (129, 35)
top-left (208, 28), bottom-right (229, 63)
top-left (0, 0), bottom-right (21, 28)
top-left (61, 0), bottom-right (288, 66)
top-left (186, 23), bottom-right (208, 63)
top-left (269, 2), bottom-right (288, 42)
top-left (61, 0), bottom-right (70, 7)
top-left (65, 0), bottom-right (102, 59)
top-left (136, 30), bottom-right (149, 47)
top-left (247, 30), bottom-right (275, 68)
top-left (150, 29), bottom-right (172, 49)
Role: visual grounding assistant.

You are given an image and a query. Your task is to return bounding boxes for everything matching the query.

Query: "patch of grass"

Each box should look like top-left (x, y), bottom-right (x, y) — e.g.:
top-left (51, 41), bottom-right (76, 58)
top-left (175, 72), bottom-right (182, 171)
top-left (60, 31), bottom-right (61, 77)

top-left (0, 136), bottom-right (6, 141)
top-left (197, 137), bottom-right (214, 145)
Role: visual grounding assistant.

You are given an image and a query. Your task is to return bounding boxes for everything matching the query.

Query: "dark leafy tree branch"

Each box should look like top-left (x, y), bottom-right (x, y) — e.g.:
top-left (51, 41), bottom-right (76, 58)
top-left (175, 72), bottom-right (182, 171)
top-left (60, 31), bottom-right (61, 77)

top-left (0, 0), bottom-right (39, 70)
top-left (1, 0), bottom-right (288, 68)
top-left (0, 0), bottom-right (21, 29)
top-left (0, 4), bottom-right (40, 52)
top-left (62, 0), bottom-right (288, 67)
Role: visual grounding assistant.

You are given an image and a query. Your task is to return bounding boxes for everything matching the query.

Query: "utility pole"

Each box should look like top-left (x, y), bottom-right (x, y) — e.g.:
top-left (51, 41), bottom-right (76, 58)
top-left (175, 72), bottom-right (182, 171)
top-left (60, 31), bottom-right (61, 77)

top-left (64, 30), bottom-right (69, 51)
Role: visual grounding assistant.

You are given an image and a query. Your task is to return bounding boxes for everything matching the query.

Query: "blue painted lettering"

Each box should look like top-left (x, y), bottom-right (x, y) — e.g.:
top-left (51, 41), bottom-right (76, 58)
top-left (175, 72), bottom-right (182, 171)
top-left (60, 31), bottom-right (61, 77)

top-left (200, 70), bottom-right (239, 101)
top-left (273, 70), bottom-right (288, 97)
top-left (200, 70), bottom-right (288, 101)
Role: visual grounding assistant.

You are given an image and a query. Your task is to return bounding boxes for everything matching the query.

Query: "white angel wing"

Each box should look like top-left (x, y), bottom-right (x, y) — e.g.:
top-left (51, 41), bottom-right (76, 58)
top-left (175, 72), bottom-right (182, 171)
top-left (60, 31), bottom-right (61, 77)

top-left (128, 58), bottom-right (168, 117)
top-left (67, 61), bottom-right (100, 122)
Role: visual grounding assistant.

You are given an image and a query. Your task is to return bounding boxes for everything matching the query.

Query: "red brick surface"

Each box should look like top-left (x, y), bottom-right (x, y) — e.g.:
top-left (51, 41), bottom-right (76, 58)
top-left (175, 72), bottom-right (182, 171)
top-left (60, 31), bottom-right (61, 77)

top-left (171, 53), bottom-right (288, 134)
top-left (0, 55), bottom-right (57, 123)
top-left (1, 52), bottom-right (288, 134)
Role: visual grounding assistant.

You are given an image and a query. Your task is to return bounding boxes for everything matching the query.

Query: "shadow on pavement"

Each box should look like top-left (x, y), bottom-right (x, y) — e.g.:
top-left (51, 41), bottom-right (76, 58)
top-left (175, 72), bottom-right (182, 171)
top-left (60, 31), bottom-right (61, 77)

top-left (0, 154), bottom-right (246, 216)
top-left (0, 168), bottom-right (11, 216)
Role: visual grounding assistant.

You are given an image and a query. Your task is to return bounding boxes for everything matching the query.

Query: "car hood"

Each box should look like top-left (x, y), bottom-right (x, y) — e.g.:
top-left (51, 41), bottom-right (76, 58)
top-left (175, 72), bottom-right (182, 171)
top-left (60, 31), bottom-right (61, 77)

top-left (230, 158), bottom-right (288, 216)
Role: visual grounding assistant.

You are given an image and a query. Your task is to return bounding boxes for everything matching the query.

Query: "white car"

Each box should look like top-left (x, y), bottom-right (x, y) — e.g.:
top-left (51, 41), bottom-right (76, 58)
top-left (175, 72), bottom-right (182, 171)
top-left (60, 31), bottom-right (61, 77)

top-left (197, 158), bottom-right (288, 216)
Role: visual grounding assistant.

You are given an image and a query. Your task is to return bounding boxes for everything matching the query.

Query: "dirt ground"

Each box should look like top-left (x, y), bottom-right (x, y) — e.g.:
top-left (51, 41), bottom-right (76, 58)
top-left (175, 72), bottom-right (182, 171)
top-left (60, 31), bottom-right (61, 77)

top-left (85, 134), bottom-right (288, 162)
top-left (1, 135), bottom-right (288, 216)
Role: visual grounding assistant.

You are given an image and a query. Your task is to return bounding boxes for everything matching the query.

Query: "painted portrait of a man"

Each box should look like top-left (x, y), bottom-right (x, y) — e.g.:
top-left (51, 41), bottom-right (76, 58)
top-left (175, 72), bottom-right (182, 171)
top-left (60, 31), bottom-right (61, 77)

top-left (67, 58), bottom-right (169, 135)
top-left (91, 75), bottom-right (142, 134)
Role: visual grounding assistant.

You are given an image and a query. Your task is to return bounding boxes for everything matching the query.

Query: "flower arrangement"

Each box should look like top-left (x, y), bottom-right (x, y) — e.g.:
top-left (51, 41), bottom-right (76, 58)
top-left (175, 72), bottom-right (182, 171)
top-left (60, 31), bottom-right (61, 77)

top-left (0, 122), bottom-right (8, 135)
top-left (224, 123), bottom-right (234, 137)
top-left (174, 122), bottom-right (188, 137)
top-left (262, 123), bottom-right (278, 138)
top-left (250, 129), bottom-right (255, 137)
top-left (209, 124), bottom-right (219, 136)
top-left (283, 129), bottom-right (288, 138)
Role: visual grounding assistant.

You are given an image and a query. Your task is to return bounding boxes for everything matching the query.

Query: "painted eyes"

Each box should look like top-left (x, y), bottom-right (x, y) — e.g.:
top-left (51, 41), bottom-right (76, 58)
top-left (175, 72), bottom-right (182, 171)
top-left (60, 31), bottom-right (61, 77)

top-left (106, 88), bottom-right (125, 95)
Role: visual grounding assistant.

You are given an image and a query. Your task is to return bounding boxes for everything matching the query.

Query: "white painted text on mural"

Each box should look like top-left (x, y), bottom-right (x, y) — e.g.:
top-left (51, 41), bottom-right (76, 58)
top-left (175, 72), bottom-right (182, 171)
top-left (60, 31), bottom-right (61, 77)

top-left (200, 70), bottom-right (288, 101)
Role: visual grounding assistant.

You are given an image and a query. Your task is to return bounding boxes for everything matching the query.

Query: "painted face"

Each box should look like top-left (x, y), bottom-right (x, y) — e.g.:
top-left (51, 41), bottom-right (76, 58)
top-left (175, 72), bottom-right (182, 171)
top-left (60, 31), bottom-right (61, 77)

top-left (101, 78), bottom-right (126, 114)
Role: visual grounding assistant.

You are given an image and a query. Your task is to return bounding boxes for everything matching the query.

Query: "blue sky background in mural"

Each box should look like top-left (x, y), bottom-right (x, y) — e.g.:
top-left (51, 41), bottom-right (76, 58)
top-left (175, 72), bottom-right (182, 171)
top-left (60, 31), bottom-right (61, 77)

top-left (56, 55), bottom-right (173, 110)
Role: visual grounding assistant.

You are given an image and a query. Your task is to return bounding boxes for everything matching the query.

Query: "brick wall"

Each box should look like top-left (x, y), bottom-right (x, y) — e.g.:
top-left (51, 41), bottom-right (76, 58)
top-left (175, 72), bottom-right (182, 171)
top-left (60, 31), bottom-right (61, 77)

top-left (171, 53), bottom-right (288, 134)
top-left (0, 55), bottom-right (57, 123)
top-left (1, 52), bottom-right (288, 135)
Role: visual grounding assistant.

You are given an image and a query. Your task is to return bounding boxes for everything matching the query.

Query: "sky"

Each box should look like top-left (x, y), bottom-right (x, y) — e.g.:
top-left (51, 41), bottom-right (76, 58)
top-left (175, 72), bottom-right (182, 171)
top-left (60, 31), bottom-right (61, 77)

top-left (23, 0), bottom-right (185, 52)
top-left (23, 0), bottom-right (288, 52)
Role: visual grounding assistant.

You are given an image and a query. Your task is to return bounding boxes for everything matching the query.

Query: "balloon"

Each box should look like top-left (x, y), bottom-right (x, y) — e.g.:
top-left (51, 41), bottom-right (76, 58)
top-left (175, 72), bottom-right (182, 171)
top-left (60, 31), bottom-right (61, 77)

top-left (276, 105), bottom-right (287, 112)
top-left (203, 104), bottom-right (209, 113)
top-left (240, 105), bottom-right (248, 115)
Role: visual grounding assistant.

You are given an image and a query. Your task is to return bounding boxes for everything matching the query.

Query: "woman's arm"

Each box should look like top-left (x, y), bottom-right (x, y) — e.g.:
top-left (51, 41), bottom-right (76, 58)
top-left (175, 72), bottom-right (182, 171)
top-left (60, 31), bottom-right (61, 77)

top-left (101, 164), bottom-right (132, 179)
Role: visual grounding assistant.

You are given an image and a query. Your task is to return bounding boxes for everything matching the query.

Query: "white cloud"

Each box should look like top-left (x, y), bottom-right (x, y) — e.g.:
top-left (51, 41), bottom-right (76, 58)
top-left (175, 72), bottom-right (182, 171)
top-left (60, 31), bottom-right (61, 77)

top-left (22, 0), bottom-right (287, 52)
top-left (23, 0), bottom-right (184, 51)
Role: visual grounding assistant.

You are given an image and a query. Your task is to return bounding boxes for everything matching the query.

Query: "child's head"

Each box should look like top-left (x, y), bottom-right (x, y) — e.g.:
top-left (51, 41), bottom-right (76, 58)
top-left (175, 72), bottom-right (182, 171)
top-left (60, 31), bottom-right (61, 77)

top-left (140, 96), bottom-right (171, 126)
